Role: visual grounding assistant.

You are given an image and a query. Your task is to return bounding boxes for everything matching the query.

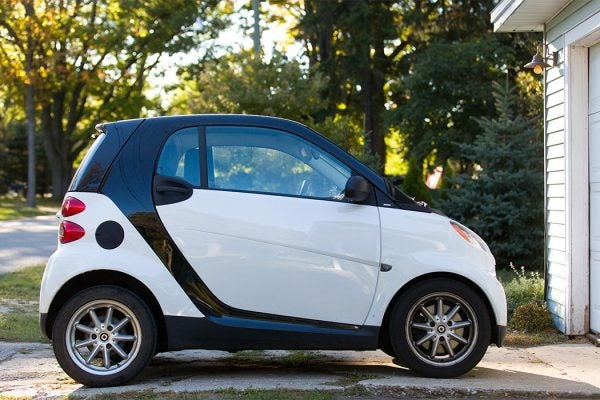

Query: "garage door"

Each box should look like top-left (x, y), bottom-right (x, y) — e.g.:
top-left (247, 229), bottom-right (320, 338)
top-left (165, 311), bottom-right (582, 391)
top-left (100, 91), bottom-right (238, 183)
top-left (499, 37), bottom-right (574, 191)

top-left (590, 42), bottom-right (600, 334)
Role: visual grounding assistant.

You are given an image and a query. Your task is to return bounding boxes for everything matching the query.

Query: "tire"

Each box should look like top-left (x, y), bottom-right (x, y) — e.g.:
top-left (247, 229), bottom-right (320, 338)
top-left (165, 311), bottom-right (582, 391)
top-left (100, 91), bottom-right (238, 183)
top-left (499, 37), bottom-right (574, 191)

top-left (389, 278), bottom-right (491, 378)
top-left (379, 336), bottom-right (408, 367)
top-left (52, 285), bottom-right (157, 387)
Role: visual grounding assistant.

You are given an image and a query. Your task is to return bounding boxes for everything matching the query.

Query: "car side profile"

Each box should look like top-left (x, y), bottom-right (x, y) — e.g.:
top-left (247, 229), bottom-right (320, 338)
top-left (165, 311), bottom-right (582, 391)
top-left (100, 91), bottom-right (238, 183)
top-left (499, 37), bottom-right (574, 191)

top-left (39, 115), bottom-right (506, 387)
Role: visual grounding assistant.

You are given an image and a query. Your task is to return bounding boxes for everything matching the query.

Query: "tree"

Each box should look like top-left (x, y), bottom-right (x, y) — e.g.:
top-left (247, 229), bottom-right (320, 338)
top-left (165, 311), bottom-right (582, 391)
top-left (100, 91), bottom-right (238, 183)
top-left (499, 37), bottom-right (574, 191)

top-left (387, 0), bottom-right (538, 172)
top-left (392, 38), bottom-right (503, 168)
top-left (0, 0), bottom-right (38, 205)
top-left (297, 0), bottom-right (414, 173)
top-left (170, 50), bottom-right (328, 121)
top-left (441, 82), bottom-right (544, 268)
top-left (0, 120), bottom-right (51, 195)
top-left (402, 155), bottom-right (432, 204)
top-left (0, 0), bottom-right (222, 198)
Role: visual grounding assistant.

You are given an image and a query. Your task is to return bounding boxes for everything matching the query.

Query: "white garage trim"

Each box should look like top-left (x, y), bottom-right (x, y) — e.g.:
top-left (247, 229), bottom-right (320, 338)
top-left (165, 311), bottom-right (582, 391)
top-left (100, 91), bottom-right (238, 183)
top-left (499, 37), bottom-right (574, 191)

top-left (563, 12), bottom-right (600, 334)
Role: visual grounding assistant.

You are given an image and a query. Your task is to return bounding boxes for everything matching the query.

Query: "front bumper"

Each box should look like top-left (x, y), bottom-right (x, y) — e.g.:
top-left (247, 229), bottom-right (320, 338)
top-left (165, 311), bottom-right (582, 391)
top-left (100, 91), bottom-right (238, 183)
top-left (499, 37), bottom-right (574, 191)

top-left (496, 324), bottom-right (507, 347)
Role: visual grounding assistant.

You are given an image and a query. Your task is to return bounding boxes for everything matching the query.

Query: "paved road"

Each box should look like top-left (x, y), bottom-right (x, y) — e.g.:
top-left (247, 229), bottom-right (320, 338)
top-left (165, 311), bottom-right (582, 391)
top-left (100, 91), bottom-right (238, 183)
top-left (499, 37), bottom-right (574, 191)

top-left (0, 216), bottom-right (58, 274)
top-left (1, 343), bottom-right (599, 399)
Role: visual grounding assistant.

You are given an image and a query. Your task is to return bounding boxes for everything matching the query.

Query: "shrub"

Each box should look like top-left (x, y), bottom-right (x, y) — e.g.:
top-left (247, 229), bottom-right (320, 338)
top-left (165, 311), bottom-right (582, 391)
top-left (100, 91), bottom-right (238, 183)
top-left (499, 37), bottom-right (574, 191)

top-left (500, 263), bottom-right (545, 318)
top-left (440, 83), bottom-right (544, 268)
top-left (510, 302), bottom-right (554, 332)
top-left (402, 156), bottom-right (432, 204)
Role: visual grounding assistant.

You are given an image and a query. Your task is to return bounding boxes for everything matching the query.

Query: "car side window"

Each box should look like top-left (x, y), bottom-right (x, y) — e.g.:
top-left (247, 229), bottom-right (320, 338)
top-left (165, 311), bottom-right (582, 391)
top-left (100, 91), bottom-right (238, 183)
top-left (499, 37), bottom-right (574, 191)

top-left (156, 127), bottom-right (200, 186)
top-left (205, 126), bottom-right (351, 200)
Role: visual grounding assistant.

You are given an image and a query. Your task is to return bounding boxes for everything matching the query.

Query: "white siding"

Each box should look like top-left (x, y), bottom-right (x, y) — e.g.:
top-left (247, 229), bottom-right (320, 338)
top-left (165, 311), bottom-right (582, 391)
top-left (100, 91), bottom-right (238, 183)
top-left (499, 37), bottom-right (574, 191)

top-left (544, 35), bottom-right (567, 332)
top-left (547, 0), bottom-right (600, 42)
top-left (546, 183), bottom-right (565, 197)
top-left (547, 118), bottom-right (565, 134)
top-left (546, 144), bottom-right (565, 159)
top-left (547, 210), bottom-right (566, 224)
top-left (544, 0), bottom-right (600, 333)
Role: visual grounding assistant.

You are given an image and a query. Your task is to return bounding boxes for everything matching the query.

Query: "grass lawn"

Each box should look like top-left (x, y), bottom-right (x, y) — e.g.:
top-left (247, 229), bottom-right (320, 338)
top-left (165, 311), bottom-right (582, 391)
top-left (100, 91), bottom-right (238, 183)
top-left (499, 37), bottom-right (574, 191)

top-left (0, 195), bottom-right (60, 221)
top-left (504, 329), bottom-right (588, 347)
top-left (0, 265), bottom-right (45, 300)
top-left (0, 265), bottom-right (47, 343)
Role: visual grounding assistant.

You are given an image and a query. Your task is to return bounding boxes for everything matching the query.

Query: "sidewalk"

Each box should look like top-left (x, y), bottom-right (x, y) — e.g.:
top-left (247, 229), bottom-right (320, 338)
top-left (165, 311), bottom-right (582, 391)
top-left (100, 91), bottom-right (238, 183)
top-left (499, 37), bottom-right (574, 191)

top-left (0, 215), bottom-right (58, 274)
top-left (1, 342), bottom-right (599, 399)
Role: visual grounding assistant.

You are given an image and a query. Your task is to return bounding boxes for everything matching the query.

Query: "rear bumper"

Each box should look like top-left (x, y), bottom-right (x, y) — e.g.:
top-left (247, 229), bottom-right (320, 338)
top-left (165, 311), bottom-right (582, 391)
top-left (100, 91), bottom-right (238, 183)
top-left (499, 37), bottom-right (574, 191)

top-left (40, 313), bottom-right (50, 340)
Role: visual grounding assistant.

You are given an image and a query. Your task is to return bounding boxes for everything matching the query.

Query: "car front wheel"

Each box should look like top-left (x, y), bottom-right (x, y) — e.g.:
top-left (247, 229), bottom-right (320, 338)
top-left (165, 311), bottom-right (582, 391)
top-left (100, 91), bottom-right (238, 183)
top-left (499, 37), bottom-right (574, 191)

top-left (389, 278), bottom-right (491, 378)
top-left (52, 285), bottom-right (156, 387)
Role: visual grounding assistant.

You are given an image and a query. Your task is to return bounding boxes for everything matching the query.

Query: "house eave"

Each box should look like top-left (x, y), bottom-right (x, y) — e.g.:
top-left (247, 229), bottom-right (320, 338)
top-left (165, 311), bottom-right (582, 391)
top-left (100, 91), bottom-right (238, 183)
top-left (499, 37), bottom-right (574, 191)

top-left (491, 0), bottom-right (572, 32)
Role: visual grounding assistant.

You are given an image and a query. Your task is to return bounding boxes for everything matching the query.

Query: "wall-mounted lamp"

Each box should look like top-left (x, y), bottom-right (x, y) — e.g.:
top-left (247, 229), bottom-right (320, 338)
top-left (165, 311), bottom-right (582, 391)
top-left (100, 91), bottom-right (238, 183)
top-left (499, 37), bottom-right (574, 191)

top-left (524, 45), bottom-right (559, 74)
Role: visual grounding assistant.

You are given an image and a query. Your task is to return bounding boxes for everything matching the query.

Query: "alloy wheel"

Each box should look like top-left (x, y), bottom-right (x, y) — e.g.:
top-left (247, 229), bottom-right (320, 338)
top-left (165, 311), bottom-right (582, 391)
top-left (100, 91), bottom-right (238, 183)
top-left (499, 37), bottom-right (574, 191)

top-left (405, 292), bottom-right (479, 367)
top-left (66, 300), bottom-right (142, 375)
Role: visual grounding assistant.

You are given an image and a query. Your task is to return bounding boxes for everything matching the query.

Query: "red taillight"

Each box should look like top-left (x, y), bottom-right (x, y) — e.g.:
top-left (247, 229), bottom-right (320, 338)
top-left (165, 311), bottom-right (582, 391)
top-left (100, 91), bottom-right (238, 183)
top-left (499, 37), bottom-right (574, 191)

top-left (61, 196), bottom-right (86, 217)
top-left (59, 221), bottom-right (85, 244)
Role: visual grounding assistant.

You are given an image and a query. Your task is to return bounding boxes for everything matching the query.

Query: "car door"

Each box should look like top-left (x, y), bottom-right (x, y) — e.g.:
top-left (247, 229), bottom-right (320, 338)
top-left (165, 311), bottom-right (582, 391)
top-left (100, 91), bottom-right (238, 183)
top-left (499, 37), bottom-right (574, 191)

top-left (154, 125), bottom-right (381, 325)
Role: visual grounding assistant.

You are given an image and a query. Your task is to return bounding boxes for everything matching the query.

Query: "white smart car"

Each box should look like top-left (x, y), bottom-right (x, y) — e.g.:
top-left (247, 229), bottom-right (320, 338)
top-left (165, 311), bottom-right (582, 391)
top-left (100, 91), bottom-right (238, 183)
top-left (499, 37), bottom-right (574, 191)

top-left (40, 115), bottom-right (506, 387)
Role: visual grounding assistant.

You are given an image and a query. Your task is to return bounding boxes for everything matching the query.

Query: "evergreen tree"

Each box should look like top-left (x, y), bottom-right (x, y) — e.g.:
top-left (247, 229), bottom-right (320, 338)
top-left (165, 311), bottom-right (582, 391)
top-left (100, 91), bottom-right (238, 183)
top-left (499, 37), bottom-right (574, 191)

top-left (441, 82), bottom-right (543, 269)
top-left (403, 155), bottom-right (432, 204)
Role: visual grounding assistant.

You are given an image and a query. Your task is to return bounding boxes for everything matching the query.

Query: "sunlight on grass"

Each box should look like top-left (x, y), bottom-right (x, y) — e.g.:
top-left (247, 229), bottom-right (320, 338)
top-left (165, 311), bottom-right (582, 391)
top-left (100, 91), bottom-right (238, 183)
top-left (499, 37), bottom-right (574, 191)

top-left (0, 265), bottom-right (45, 301)
top-left (505, 329), bottom-right (588, 347)
top-left (0, 312), bottom-right (46, 342)
top-left (0, 195), bottom-right (60, 221)
top-left (0, 265), bottom-right (46, 342)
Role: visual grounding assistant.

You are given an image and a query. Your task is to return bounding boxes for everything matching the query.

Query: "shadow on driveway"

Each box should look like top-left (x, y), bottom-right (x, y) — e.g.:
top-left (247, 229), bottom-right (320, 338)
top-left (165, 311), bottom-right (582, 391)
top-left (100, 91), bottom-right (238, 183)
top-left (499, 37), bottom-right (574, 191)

top-left (1, 344), bottom-right (600, 398)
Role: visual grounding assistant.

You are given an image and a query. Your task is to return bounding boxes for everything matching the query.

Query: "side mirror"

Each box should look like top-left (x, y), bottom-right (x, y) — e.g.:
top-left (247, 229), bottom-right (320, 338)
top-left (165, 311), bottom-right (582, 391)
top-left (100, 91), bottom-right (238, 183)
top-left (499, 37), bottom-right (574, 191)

top-left (345, 176), bottom-right (370, 203)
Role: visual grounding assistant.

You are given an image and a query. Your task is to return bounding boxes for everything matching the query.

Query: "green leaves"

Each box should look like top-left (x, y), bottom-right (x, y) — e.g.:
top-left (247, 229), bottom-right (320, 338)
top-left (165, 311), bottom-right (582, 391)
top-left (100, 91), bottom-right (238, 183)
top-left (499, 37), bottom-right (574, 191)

top-left (0, 0), bottom-right (223, 197)
top-left (171, 50), bottom-right (328, 122)
top-left (441, 83), bottom-right (544, 268)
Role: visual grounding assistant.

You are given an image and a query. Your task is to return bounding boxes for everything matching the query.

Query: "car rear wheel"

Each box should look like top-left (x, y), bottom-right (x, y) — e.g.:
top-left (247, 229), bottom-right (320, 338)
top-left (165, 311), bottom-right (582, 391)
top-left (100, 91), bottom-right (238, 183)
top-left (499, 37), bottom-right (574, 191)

top-left (389, 278), bottom-right (491, 378)
top-left (52, 286), bottom-right (156, 387)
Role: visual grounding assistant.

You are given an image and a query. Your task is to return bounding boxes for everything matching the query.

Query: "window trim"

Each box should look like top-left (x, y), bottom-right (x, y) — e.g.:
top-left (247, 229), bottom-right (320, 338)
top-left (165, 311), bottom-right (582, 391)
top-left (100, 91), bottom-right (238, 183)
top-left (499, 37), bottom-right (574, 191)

top-left (154, 125), bottom-right (203, 189)
top-left (198, 126), bottom-right (208, 188)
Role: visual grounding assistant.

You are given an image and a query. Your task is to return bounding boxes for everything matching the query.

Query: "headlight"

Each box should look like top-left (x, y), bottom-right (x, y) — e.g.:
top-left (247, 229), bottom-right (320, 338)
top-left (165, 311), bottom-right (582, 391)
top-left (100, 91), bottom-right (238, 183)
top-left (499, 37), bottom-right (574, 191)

top-left (450, 221), bottom-right (490, 253)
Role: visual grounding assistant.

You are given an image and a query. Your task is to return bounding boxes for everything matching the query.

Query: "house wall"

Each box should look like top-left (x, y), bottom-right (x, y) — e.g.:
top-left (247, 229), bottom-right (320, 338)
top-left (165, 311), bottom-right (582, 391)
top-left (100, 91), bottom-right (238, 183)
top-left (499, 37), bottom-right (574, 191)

top-left (544, 0), bottom-right (600, 333)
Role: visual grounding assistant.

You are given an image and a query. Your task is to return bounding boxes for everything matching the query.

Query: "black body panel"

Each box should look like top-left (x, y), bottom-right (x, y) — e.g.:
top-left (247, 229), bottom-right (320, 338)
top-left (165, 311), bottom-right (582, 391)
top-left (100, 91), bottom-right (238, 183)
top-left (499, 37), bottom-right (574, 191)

top-left (70, 119), bottom-right (143, 193)
top-left (164, 316), bottom-right (379, 351)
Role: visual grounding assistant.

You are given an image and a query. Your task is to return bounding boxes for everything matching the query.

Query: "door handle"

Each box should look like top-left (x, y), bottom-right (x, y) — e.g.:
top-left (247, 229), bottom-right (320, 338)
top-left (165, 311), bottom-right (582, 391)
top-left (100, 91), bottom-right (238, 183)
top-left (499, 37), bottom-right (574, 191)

top-left (156, 185), bottom-right (190, 193)
top-left (153, 175), bottom-right (194, 205)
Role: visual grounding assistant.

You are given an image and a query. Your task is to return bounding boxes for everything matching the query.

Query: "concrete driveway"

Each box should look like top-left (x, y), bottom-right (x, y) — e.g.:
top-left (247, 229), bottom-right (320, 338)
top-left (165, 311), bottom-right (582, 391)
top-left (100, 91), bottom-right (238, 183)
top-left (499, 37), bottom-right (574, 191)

top-left (0, 216), bottom-right (58, 273)
top-left (1, 342), bottom-right (599, 399)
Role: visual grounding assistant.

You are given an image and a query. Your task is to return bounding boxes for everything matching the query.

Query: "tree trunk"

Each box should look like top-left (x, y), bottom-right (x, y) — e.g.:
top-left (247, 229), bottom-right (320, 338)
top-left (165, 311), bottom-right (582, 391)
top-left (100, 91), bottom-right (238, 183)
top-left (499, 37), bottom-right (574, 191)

top-left (45, 150), bottom-right (72, 200)
top-left (24, 0), bottom-right (36, 207)
top-left (41, 105), bottom-right (72, 200)
top-left (252, 0), bottom-right (260, 58)
top-left (361, 34), bottom-right (386, 174)
top-left (25, 82), bottom-right (36, 206)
